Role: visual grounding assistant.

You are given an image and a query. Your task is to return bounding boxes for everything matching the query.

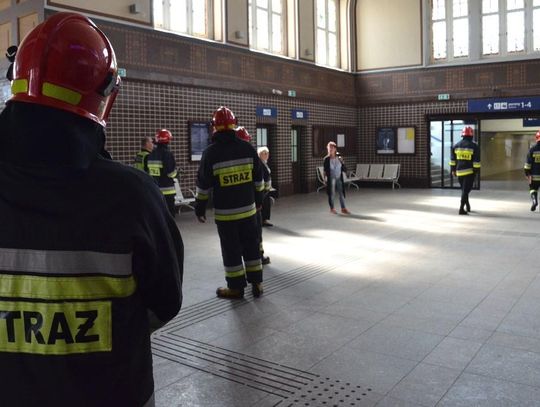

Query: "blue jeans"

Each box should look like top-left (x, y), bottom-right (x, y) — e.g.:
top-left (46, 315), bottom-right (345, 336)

top-left (328, 177), bottom-right (346, 209)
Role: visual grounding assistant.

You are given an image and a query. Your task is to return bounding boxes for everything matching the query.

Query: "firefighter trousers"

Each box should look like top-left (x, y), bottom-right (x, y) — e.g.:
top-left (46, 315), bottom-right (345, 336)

top-left (216, 216), bottom-right (262, 289)
top-left (458, 174), bottom-right (475, 205)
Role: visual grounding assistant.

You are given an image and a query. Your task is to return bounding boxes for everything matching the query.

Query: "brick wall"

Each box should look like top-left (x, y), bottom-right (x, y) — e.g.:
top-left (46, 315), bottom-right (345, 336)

top-left (358, 100), bottom-right (467, 187)
top-left (107, 79), bottom-right (357, 195)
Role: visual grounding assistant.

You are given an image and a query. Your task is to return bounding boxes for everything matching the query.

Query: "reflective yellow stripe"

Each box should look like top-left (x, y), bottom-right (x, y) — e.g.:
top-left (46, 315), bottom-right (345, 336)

top-left (196, 193), bottom-right (209, 200)
top-left (225, 269), bottom-right (245, 278)
top-left (214, 124), bottom-right (236, 131)
top-left (215, 208), bottom-right (257, 221)
top-left (245, 264), bottom-right (262, 273)
top-left (449, 160), bottom-right (456, 166)
top-left (0, 300), bottom-right (111, 355)
top-left (0, 274), bottom-right (136, 300)
top-left (473, 162), bottom-right (481, 168)
top-left (213, 164), bottom-right (253, 176)
top-left (525, 164), bottom-right (531, 169)
top-left (168, 170), bottom-right (178, 178)
top-left (11, 79), bottom-right (28, 94)
top-left (42, 82), bottom-right (82, 106)
top-left (456, 169), bottom-right (474, 176)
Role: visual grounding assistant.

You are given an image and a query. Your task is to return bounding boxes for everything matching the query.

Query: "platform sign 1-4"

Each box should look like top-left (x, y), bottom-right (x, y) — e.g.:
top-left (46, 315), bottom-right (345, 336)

top-left (468, 97), bottom-right (540, 113)
top-left (256, 106), bottom-right (277, 118)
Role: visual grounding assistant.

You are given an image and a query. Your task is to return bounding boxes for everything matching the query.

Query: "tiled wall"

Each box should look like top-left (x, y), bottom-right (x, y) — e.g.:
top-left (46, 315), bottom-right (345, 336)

top-left (107, 79), bottom-right (358, 195)
top-left (358, 100), bottom-right (467, 187)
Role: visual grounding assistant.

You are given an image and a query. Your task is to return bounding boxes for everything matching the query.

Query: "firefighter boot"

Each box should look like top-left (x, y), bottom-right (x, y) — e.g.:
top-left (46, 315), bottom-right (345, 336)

top-left (216, 287), bottom-right (244, 299)
top-left (465, 198), bottom-right (471, 212)
top-left (459, 203), bottom-right (468, 215)
top-left (531, 192), bottom-right (538, 212)
top-left (262, 254), bottom-right (271, 265)
top-left (252, 283), bottom-right (263, 298)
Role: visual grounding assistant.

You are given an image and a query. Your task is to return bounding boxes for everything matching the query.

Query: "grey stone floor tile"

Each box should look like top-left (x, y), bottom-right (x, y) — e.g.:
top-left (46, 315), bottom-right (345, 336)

top-left (466, 344), bottom-right (540, 387)
top-left (415, 285), bottom-right (489, 308)
top-left (347, 322), bottom-right (444, 362)
top-left (153, 358), bottom-right (199, 391)
top-left (497, 310), bottom-right (540, 339)
top-left (310, 345), bottom-right (417, 394)
top-left (449, 325), bottom-right (494, 343)
top-left (376, 396), bottom-right (425, 406)
top-left (423, 337), bottom-right (483, 371)
top-left (155, 371), bottom-right (268, 407)
top-left (243, 330), bottom-right (345, 370)
top-left (382, 313), bottom-right (458, 336)
top-left (488, 331), bottom-right (540, 354)
top-left (387, 363), bottom-right (461, 407)
top-left (438, 372), bottom-right (540, 407)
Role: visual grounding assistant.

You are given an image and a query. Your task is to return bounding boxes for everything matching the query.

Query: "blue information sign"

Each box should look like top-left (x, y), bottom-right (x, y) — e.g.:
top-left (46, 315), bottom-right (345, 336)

top-left (523, 118), bottom-right (540, 127)
top-left (291, 109), bottom-right (309, 120)
top-left (256, 106), bottom-right (277, 118)
top-left (468, 97), bottom-right (540, 113)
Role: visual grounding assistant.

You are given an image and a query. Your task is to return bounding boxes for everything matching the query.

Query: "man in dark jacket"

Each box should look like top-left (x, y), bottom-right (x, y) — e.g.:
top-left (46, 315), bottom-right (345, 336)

top-left (147, 129), bottom-right (178, 217)
top-left (195, 107), bottom-right (265, 299)
top-left (450, 126), bottom-right (481, 215)
top-left (0, 13), bottom-right (183, 407)
top-left (524, 130), bottom-right (540, 211)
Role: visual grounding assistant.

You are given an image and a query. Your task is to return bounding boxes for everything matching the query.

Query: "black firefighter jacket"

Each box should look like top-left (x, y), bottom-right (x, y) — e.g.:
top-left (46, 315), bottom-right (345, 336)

top-left (524, 142), bottom-right (540, 180)
top-left (0, 102), bottom-right (183, 407)
top-left (195, 131), bottom-right (264, 222)
top-left (450, 137), bottom-right (481, 177)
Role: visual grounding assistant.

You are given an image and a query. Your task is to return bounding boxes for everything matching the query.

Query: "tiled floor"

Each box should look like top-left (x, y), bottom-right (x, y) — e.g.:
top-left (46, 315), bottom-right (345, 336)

top-left (153, 185), bottom-right (540, 407)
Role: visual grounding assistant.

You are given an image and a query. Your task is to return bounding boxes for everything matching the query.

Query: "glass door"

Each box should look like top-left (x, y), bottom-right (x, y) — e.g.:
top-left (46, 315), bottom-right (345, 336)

top-left (430, 119), bottom-right (479, 188)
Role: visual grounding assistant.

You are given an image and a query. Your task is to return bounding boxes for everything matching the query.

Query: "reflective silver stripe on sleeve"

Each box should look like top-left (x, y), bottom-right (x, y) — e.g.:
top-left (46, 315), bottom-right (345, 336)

top-left (212, 158), bottom-right (253, 171)
top-left (0, 248), bottom-right (132, 276)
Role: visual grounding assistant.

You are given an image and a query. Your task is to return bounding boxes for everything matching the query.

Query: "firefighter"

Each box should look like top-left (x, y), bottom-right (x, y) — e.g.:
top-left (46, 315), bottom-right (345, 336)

top-left (236, 126), bottom-right (270, 265)
top-left (133, 136), bottom-right (154, 172)
top-left (524, 130), bottom-right (540, 211)
top-left (0, 13), bottom-right (183, 407)
top-left (450, 126), bottom-right (481, 215)
top-left (195, 107), bottom-right (265, 299)
top-left (147, 129), bottom-right (178, 217)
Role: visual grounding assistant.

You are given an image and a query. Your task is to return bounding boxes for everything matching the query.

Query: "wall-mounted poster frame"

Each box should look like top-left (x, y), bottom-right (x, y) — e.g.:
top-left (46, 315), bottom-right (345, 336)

top-left (376, 127), bottom-right (396, 154)
top-left (189, 120), bottom-right (211, 161)
top-left (376, 126), bottom-right (416, 154)
top-left (396, 127), bottom-right (416, 154)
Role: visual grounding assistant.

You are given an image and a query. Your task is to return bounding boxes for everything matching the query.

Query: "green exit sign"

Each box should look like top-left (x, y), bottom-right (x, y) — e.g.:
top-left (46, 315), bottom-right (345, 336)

top-left (438, 93), bottom-right (450, 101)
top-left (118, 68), bottom-right (127, 78)
top-left (287, 90), bottom-right (296, 97)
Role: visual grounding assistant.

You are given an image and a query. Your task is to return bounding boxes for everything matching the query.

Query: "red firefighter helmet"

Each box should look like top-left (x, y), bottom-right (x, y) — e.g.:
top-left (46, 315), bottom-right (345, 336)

top-left (535, 130), bottom-right (540, 141)
top-left (155, 129), bottom-right (172, 144)
top-left (212, 106), bottom-right (237, 133)
top-left (236, 126), bottom-right (251, 142)
top-left (9, 12), bottom-right (120, 127)
top-left (462, 126), bottom-right (474, 137)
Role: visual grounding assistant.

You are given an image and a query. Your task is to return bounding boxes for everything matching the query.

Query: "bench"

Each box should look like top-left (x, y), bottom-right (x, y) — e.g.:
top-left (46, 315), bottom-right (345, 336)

top-left (350, 163), bottom-right (401, 189)
top-left (316, 166), bottom-right (360, 192)
top-left (173, 179), bottom-right (196, 211)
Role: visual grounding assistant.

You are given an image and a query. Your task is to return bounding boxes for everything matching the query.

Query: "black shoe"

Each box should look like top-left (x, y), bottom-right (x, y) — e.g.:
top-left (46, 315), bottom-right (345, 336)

top-left (531, 203), bottom-right (537, 212)
top-left (262, 256), bottom-right (270, 265)
top-left (262, 221), bottom-right (273, 227)
top-left (466, 203), bottom-right (471, 212)
top-left (459, 209), bottom-right (468, 215)
top-left (252, 283), bottom-right (263, 298)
